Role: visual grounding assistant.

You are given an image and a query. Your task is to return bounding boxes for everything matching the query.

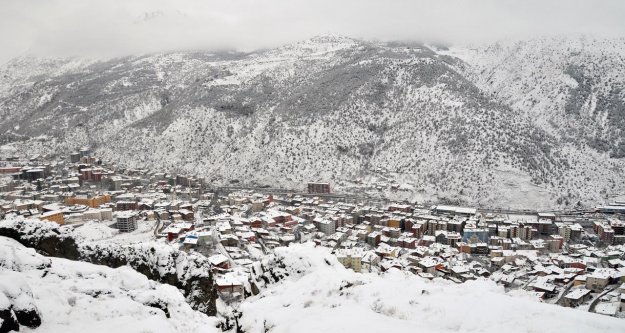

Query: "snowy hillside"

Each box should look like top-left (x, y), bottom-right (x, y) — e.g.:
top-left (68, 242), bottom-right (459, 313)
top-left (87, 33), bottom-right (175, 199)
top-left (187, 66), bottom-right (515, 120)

top-left (236, 243), bottom-right (625, 333)
top-left (0, 236), bottom-right (218, 333)
top-left (2, 36), bottom-right (625, 208)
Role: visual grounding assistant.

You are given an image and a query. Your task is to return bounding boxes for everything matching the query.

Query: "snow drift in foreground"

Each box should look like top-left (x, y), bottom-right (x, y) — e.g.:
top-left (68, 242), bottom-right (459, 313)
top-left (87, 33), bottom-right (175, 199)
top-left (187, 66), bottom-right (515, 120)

top-left (239, 243), bottom-right (625, 333)
top-left (0, 236), bottom-right (218, 333)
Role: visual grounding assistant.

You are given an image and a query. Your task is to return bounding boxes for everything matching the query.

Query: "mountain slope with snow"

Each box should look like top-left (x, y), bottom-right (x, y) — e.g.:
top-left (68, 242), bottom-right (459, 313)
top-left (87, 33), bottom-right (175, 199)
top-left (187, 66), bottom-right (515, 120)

top-left (2, 36), bottom-right (625, 208)
top-left (444, 38), bottom-right (625, 204)
top-left (237, 243), bottom-right (625, 333)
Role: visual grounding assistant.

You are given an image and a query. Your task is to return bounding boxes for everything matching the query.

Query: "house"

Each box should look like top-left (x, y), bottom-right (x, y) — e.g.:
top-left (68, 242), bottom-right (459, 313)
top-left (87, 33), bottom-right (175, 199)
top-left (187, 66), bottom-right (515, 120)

top-left (462, 228), bottom-right (490, 244)
top-left (596, 302), bottom-right (619, 316)
top-left (380, 258), bottom-right (403, 272)
top-left (179, 209), bottom-right (194, 221)
top-left (499, 274), bottom-right (515, 286)
top-left (586, 269), bottom-right (612, 292)
top-left (220, 234), bottom-right (239, 247)
top-left (116, 200), bottom-right (138, 211)
top-left (335, 248), bottom-right (363, 272)
top-left (607, 259), bottom-right (623, 269)
top-left (307, 182), bottom-right (330, 194)
top-left (375, 243), bottom-right (399, 258)
top-left (563, 288), bottom-right (592, 307)
top-left (208, 254), bottom-right (230, 270)
top-left (573, 275), bottom-right (587, 287)
top-left (367, 231), bottom-right (381, 247)
top-left (361, 251), bottom-right (380, 272)
top-left (491, 257), bottom-right (505, 267)
top-left (182, 235), bottom-right (199, 249)
top-left (39, 210), bottom-right (65, 225)
top-left (115, 211), bottom-right (138, 232)
top-left (216, 275), bottom-right (244, 298)
top-left (65, 194), bottom-right (111, 208)
top-left (388, 204), bottom-right (412, 213)
top-left (418, 257), bottom-right (439, 275)
top-left (314, 218), bottom-right (336, 235)
top-left (433, 205), bottom-right (476, 216)
top-left (162, 225), bottom-right (183, 241)
top-left (530, 278), bottom-right (557, 296)
top-left (450, 265), bottom-right (474, 282)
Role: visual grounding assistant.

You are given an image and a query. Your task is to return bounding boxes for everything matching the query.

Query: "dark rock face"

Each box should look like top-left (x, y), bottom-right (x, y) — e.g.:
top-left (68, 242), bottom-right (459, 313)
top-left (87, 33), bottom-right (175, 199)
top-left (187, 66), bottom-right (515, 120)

top-left (13, 308), bottom-right (42, 328)
top-left (81, 244), bottom-right (219, 316)
top-left (0, 220), bottom-right (218, 317)
top-left (0, 225), bottom-right (80, 260)
top-left (0, 304), bottom-right (42, 332)
top-left (0, 307), bottom-right (19, 333)
top-left (144, 300), bottom-right (171, 319)
top-left (183, 275), bottom-right (219, 316)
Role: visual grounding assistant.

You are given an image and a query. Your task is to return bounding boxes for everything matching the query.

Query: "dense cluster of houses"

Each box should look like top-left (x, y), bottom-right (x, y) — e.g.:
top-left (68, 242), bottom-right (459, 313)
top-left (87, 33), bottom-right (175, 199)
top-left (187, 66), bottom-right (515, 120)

top-left (0, 149), bottom-right (210, 232)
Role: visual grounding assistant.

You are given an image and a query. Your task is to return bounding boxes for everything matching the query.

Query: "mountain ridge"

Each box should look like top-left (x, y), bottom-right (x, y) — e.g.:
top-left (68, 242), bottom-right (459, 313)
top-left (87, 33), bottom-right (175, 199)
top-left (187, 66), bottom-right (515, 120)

top-left (1, 35), bottom-right (624, 209)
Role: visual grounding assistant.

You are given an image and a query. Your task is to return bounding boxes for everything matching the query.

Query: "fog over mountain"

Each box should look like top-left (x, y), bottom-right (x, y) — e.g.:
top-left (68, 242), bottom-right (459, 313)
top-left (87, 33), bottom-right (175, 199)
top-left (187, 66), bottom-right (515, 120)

top-left (2, 0), bottom-right (625, 63)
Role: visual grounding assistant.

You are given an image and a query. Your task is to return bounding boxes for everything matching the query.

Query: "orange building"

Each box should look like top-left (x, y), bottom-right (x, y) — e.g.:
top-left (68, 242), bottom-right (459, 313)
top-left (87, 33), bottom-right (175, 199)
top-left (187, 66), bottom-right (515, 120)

top-left (387, 219), bottom-right (401, 228)
top-left (65, 194), bottom-right (111, 208)
top-left (40, 210), bottom-right (65, 225)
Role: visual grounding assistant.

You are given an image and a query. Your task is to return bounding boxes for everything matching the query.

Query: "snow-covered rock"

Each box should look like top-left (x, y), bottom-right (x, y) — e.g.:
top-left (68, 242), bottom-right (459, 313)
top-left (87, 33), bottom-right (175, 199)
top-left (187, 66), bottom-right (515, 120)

top-left (0, 270), bottom-right (41, 332)
top-left (0, 217), bottom-right (218, 316)
top-left (0, 236), bottom-right (219, 333)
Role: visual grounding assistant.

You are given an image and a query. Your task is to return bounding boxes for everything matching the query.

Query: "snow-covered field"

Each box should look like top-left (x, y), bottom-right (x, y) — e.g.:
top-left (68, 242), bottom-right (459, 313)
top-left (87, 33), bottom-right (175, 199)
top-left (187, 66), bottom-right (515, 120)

top-left (238, 243), bottom-right (625, 333)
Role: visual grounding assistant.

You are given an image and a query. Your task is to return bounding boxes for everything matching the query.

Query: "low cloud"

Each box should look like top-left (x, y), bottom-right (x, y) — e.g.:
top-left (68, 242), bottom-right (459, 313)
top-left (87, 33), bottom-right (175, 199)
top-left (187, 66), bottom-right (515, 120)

top-left (1, 0), bottom-right (624, 63)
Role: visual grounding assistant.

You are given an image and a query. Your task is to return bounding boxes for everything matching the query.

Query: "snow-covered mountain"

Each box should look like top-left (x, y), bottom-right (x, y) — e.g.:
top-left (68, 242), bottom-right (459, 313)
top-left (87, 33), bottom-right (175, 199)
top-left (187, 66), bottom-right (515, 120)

top-left (2, 35), bottom-right (625, 208)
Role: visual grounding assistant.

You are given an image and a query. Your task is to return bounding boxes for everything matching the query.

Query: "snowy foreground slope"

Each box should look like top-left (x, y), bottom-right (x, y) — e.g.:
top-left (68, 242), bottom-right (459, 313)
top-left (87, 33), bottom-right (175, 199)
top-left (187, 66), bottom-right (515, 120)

top-left (238, 243), bottom-right (625, 333)
top-left (1, 223), bottom-right (624, 333)
top-left (0, 236), bottom-right (218, 333)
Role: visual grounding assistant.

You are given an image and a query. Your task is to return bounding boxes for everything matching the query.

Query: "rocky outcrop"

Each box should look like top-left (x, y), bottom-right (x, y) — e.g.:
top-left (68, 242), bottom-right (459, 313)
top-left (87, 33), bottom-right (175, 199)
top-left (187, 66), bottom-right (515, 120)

top-left (0, 221), bottom-right (80, 260)
top-left (0, 218), bottom-right (217, 316)
top-left (81, 242), bottom-right (218, 316)
top-left (0, 302), bottom-right (20, 333)
top-left (0, 235), bottom-right (219, 332)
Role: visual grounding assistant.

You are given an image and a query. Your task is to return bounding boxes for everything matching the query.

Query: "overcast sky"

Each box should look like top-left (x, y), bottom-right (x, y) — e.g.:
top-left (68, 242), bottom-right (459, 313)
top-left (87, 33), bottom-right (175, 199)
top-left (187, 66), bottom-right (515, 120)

top-left (1, 0), bottom-right (624, 64)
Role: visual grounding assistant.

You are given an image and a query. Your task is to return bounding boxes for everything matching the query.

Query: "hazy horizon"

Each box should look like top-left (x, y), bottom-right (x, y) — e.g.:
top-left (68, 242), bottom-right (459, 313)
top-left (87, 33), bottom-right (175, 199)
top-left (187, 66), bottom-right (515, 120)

top-left (1, 0), bottom-right (625, 64)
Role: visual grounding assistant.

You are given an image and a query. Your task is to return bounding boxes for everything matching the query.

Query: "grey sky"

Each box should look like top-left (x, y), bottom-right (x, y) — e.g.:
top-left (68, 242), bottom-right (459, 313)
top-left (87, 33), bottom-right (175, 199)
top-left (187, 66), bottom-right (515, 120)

top-left (1, 0), bottom-right (624, 64)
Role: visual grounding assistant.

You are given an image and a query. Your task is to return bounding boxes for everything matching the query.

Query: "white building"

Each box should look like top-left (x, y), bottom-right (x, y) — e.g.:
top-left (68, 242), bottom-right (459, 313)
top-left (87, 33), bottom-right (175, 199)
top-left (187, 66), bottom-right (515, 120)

top-left (115, 211), bottom-right (138, 232)
top-left (314, 218), bottom-right (336, 235)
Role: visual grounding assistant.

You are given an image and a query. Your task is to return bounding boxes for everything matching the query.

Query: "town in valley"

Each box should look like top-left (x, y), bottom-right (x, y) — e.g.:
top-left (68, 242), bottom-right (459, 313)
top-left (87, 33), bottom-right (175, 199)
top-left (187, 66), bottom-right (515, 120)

top-left (1, 149), bottom-right (625, 318)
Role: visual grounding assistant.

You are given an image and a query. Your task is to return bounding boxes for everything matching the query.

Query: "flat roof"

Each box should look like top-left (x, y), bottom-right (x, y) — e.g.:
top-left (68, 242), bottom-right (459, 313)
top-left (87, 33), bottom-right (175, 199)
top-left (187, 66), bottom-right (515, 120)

top-left (41, 210), bottom-right (63, 217)
top-left (565, 288), bottom-right (591, 300)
